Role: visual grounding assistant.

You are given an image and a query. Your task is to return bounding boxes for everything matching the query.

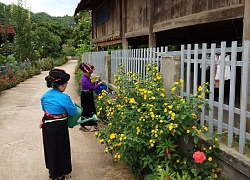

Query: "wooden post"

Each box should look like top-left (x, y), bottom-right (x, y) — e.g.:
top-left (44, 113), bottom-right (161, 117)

top-left (104, 55), bottom-right (111, 87)
top-left (242, 0), bottom-right (250, 132)
top-left (243, 0), bottom-right (250, 41)
top-left (122, 0), bottom-right (128, 49)
top-left (148, 0), bottom-right (156, 48)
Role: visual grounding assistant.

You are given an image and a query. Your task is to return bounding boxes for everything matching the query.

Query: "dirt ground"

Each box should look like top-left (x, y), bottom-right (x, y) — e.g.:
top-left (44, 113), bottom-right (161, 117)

top-left (0, 60), bottom-right (135, 180)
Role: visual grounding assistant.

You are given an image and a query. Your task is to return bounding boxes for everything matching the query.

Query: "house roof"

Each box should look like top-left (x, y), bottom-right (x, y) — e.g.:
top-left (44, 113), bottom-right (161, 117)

top-left (1, 26), bottom-right (15, 34)
top-left (74, 0), bottom-right (100, 16)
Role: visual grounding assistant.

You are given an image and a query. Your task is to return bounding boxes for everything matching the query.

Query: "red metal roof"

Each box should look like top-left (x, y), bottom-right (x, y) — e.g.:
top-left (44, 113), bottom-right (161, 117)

top-left (1, 26), bottom-right (15, 34)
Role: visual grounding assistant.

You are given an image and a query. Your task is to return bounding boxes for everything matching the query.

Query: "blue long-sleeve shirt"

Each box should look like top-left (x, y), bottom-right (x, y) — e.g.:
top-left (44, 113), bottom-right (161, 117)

top-left (41, 89), bottom-right (77, 116)
top-left (81, 74), bottom-right (100, 91)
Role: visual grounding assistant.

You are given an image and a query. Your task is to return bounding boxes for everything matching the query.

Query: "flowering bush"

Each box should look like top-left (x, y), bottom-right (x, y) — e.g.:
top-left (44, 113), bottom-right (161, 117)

top-left (0, 56), bottom-right (70, 92)
top-left (95, 63), bottom-right (221, 179)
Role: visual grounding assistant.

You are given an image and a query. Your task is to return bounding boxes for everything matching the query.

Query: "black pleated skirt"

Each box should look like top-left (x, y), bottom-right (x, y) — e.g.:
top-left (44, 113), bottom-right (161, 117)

top-left (42, 120), bottom-right (72, 178)
top-left (80, 91), bottom-right (97, 127)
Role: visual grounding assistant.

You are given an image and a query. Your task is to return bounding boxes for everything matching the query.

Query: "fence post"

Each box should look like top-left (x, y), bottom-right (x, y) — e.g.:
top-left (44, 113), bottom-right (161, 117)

top-left (161, 55), bottom-right (181, 91)
top-left (105, 55), bottom-right (111, 89)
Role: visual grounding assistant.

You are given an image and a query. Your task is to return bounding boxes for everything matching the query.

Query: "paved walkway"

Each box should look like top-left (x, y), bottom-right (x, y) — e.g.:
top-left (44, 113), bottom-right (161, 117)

top-left (0, 60), bottom-right (134, 180)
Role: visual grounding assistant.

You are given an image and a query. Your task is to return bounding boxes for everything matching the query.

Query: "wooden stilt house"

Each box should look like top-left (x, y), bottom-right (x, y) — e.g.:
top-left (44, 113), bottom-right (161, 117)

top-left (74, 0), bottom-right (250, 49)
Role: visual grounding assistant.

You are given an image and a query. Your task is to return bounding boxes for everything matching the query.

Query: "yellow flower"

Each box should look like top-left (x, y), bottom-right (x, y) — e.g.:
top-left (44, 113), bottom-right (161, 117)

top-left (104, 148), bottom-right (108, 153)
top-left (198, 86), bottom-right (203, 92)
top-left (116, 143), bottom-right (121, 146)
top-left (94, 131), bottom-right (99, 137)
top-left (168, 124), bottom-right (173, 130)
top-left (154, 134), bottom-right (158, 138)
top-left (180, 79), bottom-right (184, 83)
top-left (137, 108), bottom-right (141, 112)
top-left (160, 130), bottom-right (163, 133)
top-left (110, 133), bottom-right (116, 139)
top-left (159, 120), bottom-right (163, 123)
top-left (176, 159), bottom-right (180, 163)
top-left (160, 93), bottom-right (165, 97)
top-left (208, 157), bottom-right (213, 161)
top-left (215, 138), bottom-right (218, 142)
top-left (171, 87), bottom-right (176, 92)
top-left (164, 108), bottom-right (167, 112)
top-left (168, 105), bottom-right (173, 109)
top-left (150, 143), bottom-right (154, 147)
top-left (99, 139), bottom-right (104, 143)
top-left (174, 81), bottom-right (179, 85)
top-left (214, 174), bottom-right (218, 179)
top-left (129, 98), bottom-right (136, 104)
top-left (186, 129), bottom-right (190, 133)
top-left (191, 113), bottom-right (197, 117)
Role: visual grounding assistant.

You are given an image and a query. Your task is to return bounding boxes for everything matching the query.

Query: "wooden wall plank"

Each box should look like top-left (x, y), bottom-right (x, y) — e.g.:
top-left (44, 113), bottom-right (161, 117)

top-left (165, 0), bottom-right (172, 21)
top-left (153, 4), bottom-right (244, 32)
top-left (171, 0), bottom-right (179, 19)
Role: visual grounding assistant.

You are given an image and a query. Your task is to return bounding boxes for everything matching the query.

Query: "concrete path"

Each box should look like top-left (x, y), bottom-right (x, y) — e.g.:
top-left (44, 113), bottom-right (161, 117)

top-left (0, 60), bottom-right (135, 180)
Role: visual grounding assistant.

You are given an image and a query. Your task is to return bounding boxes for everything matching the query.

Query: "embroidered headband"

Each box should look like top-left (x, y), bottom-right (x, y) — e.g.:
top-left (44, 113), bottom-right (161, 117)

top-left (45, 68), bottom-right (70, 86)
top-left (79, 62), bottom-right (95, 73)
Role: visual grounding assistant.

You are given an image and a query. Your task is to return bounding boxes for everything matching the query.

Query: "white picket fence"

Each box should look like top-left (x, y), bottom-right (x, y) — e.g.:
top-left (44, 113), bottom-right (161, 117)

top-left (82, 51), bottom-right (108, 80)
top-left (110, 47), bottom-right (167, 82)
top-left (82, 41), bottom-right (250, 154)
top-left (180, 41), bottom-right (250, 154)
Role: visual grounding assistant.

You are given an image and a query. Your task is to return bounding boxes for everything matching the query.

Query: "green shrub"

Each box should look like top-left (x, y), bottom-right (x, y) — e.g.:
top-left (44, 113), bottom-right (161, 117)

top-left (63, 46), bottom-right (76, 56)
top-left (95, 63), bottom-right (221, 180)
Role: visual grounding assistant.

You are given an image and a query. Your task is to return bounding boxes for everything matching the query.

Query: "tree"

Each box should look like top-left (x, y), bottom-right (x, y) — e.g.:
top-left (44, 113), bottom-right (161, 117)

top-left (73, 11), bottom-right (93, 48)
top-left (32, 26), bottom-right (61, 58)
top-left (10, 1), bottom-right (35, 61)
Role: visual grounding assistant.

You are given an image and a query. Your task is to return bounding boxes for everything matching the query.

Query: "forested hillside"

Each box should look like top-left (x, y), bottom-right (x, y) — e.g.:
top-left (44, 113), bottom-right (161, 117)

top-left (0, 2), bottom-right (75, 27)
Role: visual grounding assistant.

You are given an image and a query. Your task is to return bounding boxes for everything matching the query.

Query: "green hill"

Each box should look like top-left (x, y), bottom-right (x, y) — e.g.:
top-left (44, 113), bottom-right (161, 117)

top-left (0, 2), bottom-right (75, 27)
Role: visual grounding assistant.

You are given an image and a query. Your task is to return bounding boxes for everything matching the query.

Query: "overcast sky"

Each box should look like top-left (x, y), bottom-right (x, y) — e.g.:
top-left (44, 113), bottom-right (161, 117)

top-left (0, 0), bottom-right (80, 17)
